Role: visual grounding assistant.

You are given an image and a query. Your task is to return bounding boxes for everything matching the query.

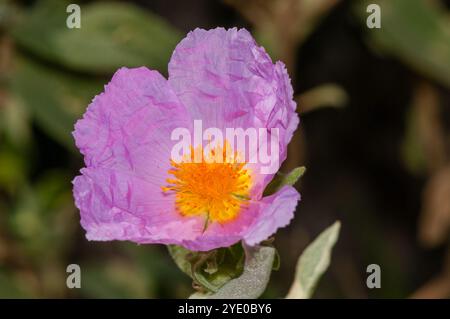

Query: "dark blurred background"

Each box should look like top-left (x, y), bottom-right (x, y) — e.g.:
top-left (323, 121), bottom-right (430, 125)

top-left (0, 0), bottom-right (449, 298)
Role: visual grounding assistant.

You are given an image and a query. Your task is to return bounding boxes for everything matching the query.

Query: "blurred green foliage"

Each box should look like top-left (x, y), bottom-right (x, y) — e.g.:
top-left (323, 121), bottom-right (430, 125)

top-left (13, 0), bottom-right (182, 74)
top-left (12, 57), bottom-right (103, 149)
top-left (358, 0), bottom-right (450, 88)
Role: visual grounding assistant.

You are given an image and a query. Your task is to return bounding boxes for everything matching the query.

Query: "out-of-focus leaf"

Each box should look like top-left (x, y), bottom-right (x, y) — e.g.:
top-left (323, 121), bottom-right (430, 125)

top-left (411, 272), bottom-right (450, 299)
top-left (34, 170), bottom-right (73, 215)
top-left (264, 166), bottom-right (305, 196)
top-left (401, 82), bottom-right (449, 248)
top-left (0, 95), bottom-right (31, 148)
top-left (296, 84), bottom-right (348, 114)
top-left (226, 0), bottom-right (339, 65)
top-left (358, 0), bottom-right (450, 88)
top-left (419, 165), bottom-right (450, 248)
top-left (0, 272), bottom-right (30, 298)
top-left (12, 57), bottom-right (103, 149)
top-left (169, 243), bottom-right (245, 293)
top-left (81, 260), bottom-right (149, 298)
top-left (286, 221), bottom-right (340, 299)
top-left (0, 149), bottom-right (26, 193)
top-left (0, 34), bottom-right (29, 147)
top-left (401, 83), bottom-right (446, 175)
top-left (190, 245), bottom-right (276, 299)
top-left (402, 104), bottom-right (428, 175)
top-left (411, 249), bottom-right (450, 298)
top-left (0, 1), bottom-right (19, 30)
top-left (124, 244), bottom-right (191, 298)
top-left (12, 0), bottom-right (182, 73)
top-left (11, 186), bottom-right (41, 240)
top-left (9, 170), bottom-right (75, 262)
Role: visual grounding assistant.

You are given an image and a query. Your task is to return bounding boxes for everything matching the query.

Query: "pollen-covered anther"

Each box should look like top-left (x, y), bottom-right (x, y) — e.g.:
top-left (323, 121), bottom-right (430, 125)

top-left (162, 144), bottom-right (252, 224)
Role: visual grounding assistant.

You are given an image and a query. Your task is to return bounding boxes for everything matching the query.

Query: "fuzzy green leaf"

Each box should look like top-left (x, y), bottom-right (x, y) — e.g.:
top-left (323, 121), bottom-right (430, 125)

top-left (168, 243), bottom-right (245, 293)
top-left (190, 244), bottom-right (276, 299)
top-left (263, 166), bottom-right (306, 196)
top-left (286, 221), bottom-right (340, 299)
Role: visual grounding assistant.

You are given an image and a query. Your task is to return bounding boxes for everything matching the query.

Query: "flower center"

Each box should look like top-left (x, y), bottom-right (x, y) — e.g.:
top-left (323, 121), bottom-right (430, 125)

top-left (162, 143), bottom-right (252, 225)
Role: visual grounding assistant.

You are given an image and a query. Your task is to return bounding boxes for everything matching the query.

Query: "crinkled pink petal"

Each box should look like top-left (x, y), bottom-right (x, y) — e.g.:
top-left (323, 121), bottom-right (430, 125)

top-left (168, 28), bottom-right (299, 195)
top-left (73, 167), bottom-right (205, 244)
top-left (73, 67), bottom-right (205, 245)
top-left (181, 199), bottom-right (260, 251)
top-left (182, 185), bottom-right (300, 251)
top-left (244, 185), bottom-right (300, 246)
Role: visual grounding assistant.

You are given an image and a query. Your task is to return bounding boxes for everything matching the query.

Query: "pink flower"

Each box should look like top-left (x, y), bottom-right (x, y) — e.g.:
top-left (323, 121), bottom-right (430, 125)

top-left (73, 28), bottom-right (300, 251)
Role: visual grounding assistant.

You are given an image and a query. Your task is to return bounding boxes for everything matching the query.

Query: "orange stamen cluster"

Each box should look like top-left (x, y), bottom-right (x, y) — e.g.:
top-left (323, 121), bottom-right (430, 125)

top-left (162, 143), bottom-right (252, 225)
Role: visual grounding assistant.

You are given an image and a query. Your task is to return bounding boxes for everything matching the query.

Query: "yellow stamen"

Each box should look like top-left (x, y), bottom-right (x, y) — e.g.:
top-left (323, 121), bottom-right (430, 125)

top-left (162, 142), bottom-right (252, 224)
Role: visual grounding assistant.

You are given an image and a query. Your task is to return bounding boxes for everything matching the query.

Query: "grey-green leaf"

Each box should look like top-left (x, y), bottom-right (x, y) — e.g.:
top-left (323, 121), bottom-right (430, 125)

top-left (286, 221), bottom-right (340, 299)
top-left (13, 0), bottom-right (182, 74)
top-left (167, 245), bottom-right (193, 278)
top-left (263, 166), bottom-right (306, 196)
top-left (356, 0), bottom-right (450, 88)
top-left (190, 245), bottom-right (275, 299)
